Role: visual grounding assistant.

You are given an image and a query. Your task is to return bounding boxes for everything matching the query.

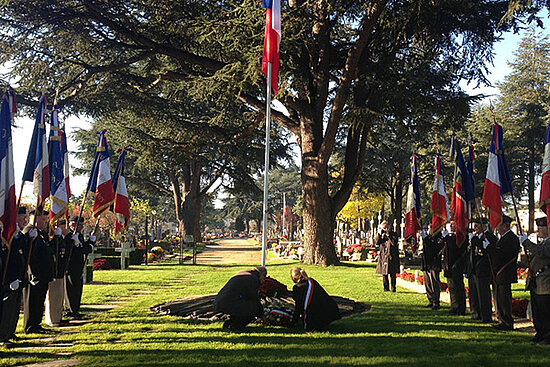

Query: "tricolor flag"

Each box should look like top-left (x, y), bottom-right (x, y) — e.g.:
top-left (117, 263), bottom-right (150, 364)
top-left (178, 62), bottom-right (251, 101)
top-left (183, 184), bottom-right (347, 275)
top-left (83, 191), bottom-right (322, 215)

top-left (0, 92), bottom-right (17, 246)
top-left (86, 131), bottom-right (115, 218)
top-left (540, 121), bottom-right (550, 228)
top-left (113, 147), bottom-right (130, 235)
top-left (450, 140), bottom-right (471, 247)
top-left (430, 155), bottom-right (449, 235)
top-left (48, 105), bottom-right (69, 226)
top-left (22, 95), bottom-right (50, 209)
top-left (262, 0), bottom-right (281, 95)
top-left (481, 123), bottom-right (513, 230)
top-left (405, 154), bottom-right (421, 239)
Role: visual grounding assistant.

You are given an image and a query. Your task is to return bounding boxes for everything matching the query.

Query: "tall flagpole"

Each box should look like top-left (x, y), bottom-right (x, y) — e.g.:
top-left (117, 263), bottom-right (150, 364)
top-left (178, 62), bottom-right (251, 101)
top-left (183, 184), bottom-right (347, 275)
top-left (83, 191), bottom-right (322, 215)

top-left (261, 62), bottom-right (273, 267)
top-left (282, 192), bottom-right (286, 237)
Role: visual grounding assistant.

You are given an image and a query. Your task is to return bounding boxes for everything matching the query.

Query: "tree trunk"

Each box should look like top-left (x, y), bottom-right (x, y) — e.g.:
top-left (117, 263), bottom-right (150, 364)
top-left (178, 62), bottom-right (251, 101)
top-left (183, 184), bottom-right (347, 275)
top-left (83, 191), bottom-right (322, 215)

top-left (301, 157), bottom-right (339, 266)
top-left (182, 160), bottom-right (203, 242)
top-left (394, 170), bottom-right (404, 234)
top-left (528, 146), bottom-right (535, 234)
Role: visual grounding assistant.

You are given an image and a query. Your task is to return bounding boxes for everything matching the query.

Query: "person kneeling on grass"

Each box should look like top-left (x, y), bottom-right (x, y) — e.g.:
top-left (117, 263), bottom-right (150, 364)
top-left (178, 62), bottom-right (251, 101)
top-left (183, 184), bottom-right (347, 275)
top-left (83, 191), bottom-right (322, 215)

top-left (214, 266), bottom-right (267, 332)
top-left (290, 267), bottom-right (341, 332)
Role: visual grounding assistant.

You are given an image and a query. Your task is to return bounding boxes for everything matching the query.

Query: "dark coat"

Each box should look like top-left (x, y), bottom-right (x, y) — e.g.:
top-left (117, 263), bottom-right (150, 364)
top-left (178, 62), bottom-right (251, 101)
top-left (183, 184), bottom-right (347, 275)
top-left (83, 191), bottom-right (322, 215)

top-left (523, 237), bottom-right (550, 295)
top-left (292, 278), bottom-right (341, 331)
top-left (421, 233), bottom-right (444, 272)
top-left (51, 234), bottom-right (71, 279)
top-left (465, 231), bottom-right (497, 279)
top-left (375, 231), bottom-right (400, 275)
top-left (1, 231), bottom-right (28, 286)
top-left (214, 269), bottom-right (263, 318)
top-left (65, 233), bottom-right (93, 276)
top-left (27, 229), bottom-right (55, 284)
top-left (443, 233), bottom-right (467, 278)
top-left (487, 230), bottom-right (520, 285)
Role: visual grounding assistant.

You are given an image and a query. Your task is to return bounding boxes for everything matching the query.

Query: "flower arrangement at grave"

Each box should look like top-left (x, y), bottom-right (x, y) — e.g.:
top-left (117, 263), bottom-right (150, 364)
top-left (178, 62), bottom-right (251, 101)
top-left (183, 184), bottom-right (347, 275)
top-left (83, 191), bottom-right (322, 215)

top-left (93, 258), bottom-right (112, 270)
top-left (367, 249), bottom-right (378, 261)
top-left (517, 268), bottom-right (528, 280)
top-left (259, 296), bottom-right (295, 327)
top-left (150, 246), bottom-right (165, 259)
top-left (259, 276), bottom-right (289, 297)
top-left (398, 270), bottom-right (447, 290)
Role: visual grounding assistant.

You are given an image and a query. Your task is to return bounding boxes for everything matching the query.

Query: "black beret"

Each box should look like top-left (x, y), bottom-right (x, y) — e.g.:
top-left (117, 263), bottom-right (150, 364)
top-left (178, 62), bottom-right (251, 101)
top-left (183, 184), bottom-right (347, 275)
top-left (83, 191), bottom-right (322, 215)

top-left (535, 217), bottom-right (547, 227)
top-left (29, 209), bottom-right (49, 216)
top-left (17, 206), bottom-right (27, 215)
top-left (472, 217), bottom-right (489, 225)
top-left (57, 218), bottom-right (67, 225)
top-left (502, 215), bottom-right (513, 225)
top-left (69, 215), bottom-right (84, 223)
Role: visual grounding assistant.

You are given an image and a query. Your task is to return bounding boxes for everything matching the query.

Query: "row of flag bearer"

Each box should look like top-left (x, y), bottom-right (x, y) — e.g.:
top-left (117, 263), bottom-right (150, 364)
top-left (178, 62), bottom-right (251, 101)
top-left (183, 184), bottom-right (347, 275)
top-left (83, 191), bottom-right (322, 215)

top-left (403, 123), bottom-right (550, 345)
top-left (0, 89), bottom-right (131, 344)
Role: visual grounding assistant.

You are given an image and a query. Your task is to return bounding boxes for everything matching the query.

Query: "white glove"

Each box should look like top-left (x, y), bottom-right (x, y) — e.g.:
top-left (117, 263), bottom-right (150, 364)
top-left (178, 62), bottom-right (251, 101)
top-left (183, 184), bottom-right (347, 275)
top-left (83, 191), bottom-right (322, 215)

top-left (482, 238), bottom-right (490, 249)
top-left (420, 230), bottom-right (427, 239)
top-left (9, 279), bottom-right (21, 291)
top-left (71, 233), bottom-right (80, 245)
top-left (29, 228), bottom-right (38, 239)
top-left (54, 227), bottom-right (62, 236)
top-left (468, 232), bottom-right (475, 240)
top-left (89, 235), bottom-right (96, 243)
top-left (519, 234), bottom-right (528, 245)
top-left (441, 229), bottom-right (449, 237)
top-left (29, 279), bottom-right (39, 286)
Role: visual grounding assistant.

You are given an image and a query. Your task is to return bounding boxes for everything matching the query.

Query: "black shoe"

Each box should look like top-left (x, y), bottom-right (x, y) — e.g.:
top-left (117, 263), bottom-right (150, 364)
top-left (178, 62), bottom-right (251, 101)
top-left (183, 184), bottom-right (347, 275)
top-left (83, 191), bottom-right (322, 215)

top-left (425, 303), bottom-right (434, 308)
top-left (0, 340), bottom-right (14, 348)
top-left (9, 334), bottom-right (20, 341)
top-left (449, 309), bottom-right (458, 315)
top-left (25, 326), bottom-right (49, 334)
top-left (530, 335), bottom-right (544, 343)
top-left (491, 323), bottom-right (512, 331)
top-left (222, 320), bottom-right (231, 329)
top-left (391, 289), bottom-right (396, 292)
top-left (471, 314), bottom-right (481, 320)
top-left (431, 305), bottom-right (440, 310)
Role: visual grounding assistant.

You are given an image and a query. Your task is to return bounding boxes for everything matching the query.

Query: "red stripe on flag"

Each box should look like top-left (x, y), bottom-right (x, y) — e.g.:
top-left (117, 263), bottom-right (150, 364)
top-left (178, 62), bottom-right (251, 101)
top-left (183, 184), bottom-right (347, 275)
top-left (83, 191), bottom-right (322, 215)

top-left (482, 178), bottom-right (502, 229)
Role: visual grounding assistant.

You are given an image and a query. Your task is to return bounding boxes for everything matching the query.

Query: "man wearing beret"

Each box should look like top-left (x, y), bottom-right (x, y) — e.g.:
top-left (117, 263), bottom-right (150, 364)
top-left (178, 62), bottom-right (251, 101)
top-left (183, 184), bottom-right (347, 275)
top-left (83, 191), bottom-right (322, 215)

top-left (64, 216), bottom-right (95, 320)
top-left (467, 218), bottom-right (497, 323)
top-left (22, 209), bottom-right (55, 334)
top-left (487, 215), bottom-right (520, 331)
top-left (520, 217), bottom-right (550, 344)
top-left (0, 207), bottom-right (29, 344)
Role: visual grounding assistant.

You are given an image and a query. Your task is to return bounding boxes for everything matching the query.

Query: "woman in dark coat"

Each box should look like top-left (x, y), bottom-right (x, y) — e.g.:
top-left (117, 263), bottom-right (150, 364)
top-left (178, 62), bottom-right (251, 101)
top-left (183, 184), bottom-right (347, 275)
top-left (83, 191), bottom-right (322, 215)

top-left (291, 267), bottom-right (341, 332)
top-left (375, 220), bottom-right (400, 292)
top-left (214, 266), bottom-right (266, 331)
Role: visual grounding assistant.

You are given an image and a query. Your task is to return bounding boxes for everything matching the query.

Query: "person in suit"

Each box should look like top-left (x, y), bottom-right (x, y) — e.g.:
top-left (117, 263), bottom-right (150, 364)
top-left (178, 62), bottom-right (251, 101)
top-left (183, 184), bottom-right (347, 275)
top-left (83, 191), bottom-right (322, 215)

top-left (443, 221), bottom-right (467, 315)
top-left (421, 231), bottom-right (444, 310)
top-left (64, 216), bottom-right (95, 320)
top-left (214, 266), bottom-right (267, 331)
top-left (487, 215), bottom-right (520, 331)
top-left (520, 217), bottom-right (550, 344)
top-left (467, 218), bottom-right (497, 323)
top-left (22, 209), bottom-right (55, 334)
top-left (375, 220), bottom-right (400, 292)
top-left (290, 267), bottom-right (341, 332)
top-left (0, 207), bottom-right (29, 345)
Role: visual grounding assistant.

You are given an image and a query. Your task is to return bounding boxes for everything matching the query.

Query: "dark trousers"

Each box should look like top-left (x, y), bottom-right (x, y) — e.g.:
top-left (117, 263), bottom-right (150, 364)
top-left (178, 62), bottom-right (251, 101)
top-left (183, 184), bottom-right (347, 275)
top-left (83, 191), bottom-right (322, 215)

top-left (493, 283), bottom-right (513, 329)
top-left (65, 273), bottom-right (84, 315)
top-left (468, 275), bottom-right (492, 322)
top-left (0, 287), bottom-right (23, 341)
top-left (23, 280), bottom-right (49, 332)
top-left (531, 291), bottom-right (550, 341)
top-left (382, 274), bottom-right (396, 292)
top-left (447, 271), bottom-right (466, 314)
top-left (227, 314), bottom-right (256, 331)
top-left (424, 269), bottom-right (440, 306)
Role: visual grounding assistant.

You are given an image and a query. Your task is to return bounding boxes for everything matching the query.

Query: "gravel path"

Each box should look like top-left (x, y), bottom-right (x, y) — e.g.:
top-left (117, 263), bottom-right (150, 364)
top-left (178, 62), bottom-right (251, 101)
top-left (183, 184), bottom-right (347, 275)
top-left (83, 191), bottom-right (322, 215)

top-left (196, 238), bottom-right (262, 264)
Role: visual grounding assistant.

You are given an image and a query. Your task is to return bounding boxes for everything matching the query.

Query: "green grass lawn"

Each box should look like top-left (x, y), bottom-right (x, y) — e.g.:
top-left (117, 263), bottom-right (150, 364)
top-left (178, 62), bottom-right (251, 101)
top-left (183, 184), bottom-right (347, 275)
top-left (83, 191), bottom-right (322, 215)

top-left (1, 260), bottom-right (547, 366)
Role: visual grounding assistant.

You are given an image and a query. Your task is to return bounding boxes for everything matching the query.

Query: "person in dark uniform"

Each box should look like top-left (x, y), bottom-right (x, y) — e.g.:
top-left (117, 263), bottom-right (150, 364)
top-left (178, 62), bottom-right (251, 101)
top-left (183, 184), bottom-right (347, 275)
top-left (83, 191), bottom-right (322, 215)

top-left (421, 231), bottom-right (444, 310)
top-left (520, 217), bottom-right (550, 344)
top-left (466, 218), bottom-right (497, 323)
top-left (22, 209), bottom-right (55, 334)
top-left (214, 266), bottom-right (267, 331)
top-left (290, 267), bottom-right (341, 332)
top-left (375, 220), bottom-right (400, 292)
top-left (64, 216), bottom-right (95, 320)
top-left (0, 207), bottom-right (29, 344)
top-left (443, 221), bottom-right (467, 315)
top-left (487, 215), bottom-right (520, 331)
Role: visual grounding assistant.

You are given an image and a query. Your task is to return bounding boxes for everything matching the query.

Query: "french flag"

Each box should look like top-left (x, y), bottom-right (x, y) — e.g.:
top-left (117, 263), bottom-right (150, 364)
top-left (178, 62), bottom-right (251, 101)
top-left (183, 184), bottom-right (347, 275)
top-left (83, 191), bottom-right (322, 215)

top-left (113, 147), bottom-right (130, 235)
top-left (0, 92), bottom-right (17, 246)
top-left (262, 0), bottom-right (281, 95)
top-left (430, 155), bottom-right (449, 235)
top-left (481, 123), bottom-right (513, 230)
top-left (87, 131), bottom-right (115, 218)
top-left (540, 122), bottom-right (550, 227)
top-left (450, 140), bottom-right (471, 247)
top-left (48, 105), bottom-right (69, 225)
top-left (22, 95), bottom-right (50, 208)
top-left (405, 154), bottom-right (421, 239)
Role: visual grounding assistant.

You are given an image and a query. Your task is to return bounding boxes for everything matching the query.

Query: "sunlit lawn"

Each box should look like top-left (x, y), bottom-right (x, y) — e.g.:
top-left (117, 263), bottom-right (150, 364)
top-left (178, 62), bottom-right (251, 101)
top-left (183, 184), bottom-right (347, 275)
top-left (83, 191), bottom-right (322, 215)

top-left (1, 259), bottom-right (547, 366)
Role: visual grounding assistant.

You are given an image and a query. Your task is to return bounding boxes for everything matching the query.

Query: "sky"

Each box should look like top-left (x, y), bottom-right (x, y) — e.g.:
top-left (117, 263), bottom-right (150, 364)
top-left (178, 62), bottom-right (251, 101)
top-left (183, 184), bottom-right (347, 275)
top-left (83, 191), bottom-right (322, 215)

top-left (8, 13), bottom-right (550, 206)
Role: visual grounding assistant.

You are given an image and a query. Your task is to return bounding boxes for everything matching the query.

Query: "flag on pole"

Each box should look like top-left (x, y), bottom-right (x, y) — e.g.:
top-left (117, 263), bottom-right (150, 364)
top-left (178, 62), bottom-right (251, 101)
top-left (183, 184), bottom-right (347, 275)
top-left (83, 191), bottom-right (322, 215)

top-left (48, 105), bottom-right (69, 226)
top-left (540, 121), bottom-right (550, 228)
top-left (481, 123), bottom-right (513, 230)
top-left (449, 132), bottom-right (457, 158)
top-left (405, 154), bottom-right (421, 239)
top-left (262, 0), bottom-right (281, 95)
top-left (430, 155), bottom-right (449, 235)
top-left (87, 131), bottom-right (115, 218)
top-left (60, 124), bottom-right (71, 201)
top-left (0, 92), bottom-right (17, 246)
top-left (450, 140), bottom-right (470, 246)
top-left (113, 147), bottom-right (130, 235)
top-left (22, 95), bottom-right (50, 209)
